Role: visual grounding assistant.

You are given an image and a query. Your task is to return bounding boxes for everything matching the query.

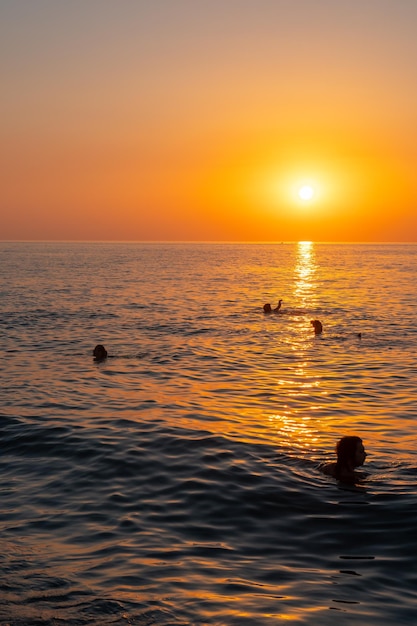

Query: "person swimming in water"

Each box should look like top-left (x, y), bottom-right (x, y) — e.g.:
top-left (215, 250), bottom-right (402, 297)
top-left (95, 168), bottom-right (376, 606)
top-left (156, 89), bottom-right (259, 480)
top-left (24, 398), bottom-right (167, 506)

top-left (93, 344), bottom-right (108, 361)
top-left (311, 319), bottom-right (323, 334)
top-left (263, 300), bottom-right (283, 314)
top-left (320, 436), bottom-right (367, 483)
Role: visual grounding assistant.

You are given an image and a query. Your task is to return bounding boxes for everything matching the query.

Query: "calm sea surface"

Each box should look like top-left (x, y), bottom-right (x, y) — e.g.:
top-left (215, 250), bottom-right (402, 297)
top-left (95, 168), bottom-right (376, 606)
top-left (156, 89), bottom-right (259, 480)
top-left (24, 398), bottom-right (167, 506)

top-left (1, 242), bottom-right (416, 625)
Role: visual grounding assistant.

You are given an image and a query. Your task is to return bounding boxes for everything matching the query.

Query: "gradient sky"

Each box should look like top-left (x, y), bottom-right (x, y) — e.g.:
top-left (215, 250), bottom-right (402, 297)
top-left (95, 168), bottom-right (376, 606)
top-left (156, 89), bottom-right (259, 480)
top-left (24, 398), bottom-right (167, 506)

top-left (1, 0), bottom-right (417, 241)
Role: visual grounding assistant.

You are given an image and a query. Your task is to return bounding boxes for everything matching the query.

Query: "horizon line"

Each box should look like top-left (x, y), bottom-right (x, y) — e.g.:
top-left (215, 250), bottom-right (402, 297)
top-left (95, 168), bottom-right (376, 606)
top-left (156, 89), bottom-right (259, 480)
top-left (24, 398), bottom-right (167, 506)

top-left (1, 240), bottom-right (416, 245)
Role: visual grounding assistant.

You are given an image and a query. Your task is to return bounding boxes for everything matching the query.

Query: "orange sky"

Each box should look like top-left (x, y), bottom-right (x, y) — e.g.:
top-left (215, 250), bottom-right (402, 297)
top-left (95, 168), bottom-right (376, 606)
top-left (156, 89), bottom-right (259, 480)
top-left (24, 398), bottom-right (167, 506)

top-left (1, 0), bottom-right (417, 241)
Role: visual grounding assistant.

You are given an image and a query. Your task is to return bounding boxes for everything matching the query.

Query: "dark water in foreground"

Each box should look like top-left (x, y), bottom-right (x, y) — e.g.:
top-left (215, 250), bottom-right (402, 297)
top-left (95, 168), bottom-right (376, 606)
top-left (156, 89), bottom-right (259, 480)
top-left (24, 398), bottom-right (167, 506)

top-left (1, 242), bottom-right (416, 625)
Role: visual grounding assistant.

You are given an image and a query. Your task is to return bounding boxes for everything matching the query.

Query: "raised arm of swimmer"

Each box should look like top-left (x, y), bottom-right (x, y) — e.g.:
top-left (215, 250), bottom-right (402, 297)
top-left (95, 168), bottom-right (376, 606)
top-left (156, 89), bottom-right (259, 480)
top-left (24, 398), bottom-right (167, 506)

top-left (264, 299), bottom-right (283, 314)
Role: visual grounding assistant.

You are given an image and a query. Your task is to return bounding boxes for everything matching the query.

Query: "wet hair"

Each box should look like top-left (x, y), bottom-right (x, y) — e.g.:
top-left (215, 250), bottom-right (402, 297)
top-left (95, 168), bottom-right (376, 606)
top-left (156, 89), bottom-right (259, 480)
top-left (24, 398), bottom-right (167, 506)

top-left (93, 344), bottom-right (108, 360)
top-left (263, 303), bottom-right (272, 313)
top-left (335, 435), bottom-right (362, 476)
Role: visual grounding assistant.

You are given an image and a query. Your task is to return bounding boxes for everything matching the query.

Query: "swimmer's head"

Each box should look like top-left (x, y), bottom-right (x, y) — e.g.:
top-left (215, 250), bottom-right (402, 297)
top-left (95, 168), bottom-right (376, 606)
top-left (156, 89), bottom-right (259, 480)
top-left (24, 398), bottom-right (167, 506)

top-left (263, 303), bottom-right (272, 313)
top-left (310, 319), bottom-right (323, 334)
top-left (93, 344), bottom-right (108, 361)
top-left (336, 436), bottom-right (366, 470)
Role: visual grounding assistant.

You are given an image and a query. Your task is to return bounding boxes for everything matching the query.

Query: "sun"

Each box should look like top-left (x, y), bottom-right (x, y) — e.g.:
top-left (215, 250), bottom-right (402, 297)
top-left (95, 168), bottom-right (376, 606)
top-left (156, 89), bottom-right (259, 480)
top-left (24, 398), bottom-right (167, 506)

top-left (298, 184), bottom-right (315, 201)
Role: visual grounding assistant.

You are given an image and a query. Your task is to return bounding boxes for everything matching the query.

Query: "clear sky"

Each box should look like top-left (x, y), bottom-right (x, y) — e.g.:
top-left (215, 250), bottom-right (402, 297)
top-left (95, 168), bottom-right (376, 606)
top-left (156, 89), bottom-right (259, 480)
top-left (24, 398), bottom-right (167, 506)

top-left (1, 0), bottom-right (417, 241)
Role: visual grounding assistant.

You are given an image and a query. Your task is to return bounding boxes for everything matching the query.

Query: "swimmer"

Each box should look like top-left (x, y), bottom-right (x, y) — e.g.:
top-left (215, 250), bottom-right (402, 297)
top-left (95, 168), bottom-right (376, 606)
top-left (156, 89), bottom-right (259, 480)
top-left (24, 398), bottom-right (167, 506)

top-left (263, 300), bottom-right (283, 314)
top-left (93, 344), bottom-right (108, 361)
top-left (311, 319), bottom-right (323, 334)
top-left (320, 436), bottom-right (367, 483)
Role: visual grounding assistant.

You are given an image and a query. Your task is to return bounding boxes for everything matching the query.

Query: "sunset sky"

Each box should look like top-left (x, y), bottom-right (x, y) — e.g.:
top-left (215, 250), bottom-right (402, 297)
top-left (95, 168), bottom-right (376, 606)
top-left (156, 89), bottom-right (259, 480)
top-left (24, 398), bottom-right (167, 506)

top-left (1, 0), bottom-right (417, 242)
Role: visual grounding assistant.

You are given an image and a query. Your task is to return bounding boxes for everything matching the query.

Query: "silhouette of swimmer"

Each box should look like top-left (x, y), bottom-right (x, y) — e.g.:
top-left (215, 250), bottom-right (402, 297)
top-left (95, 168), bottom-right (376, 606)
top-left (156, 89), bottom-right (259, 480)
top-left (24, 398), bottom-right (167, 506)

top-left (93, 344), bottom-right (108, 361)
top-left (320, 436), bottom-right (367, 483)
top-left (311, 319), bottom-right (323, 334)
top-left (263, 300), bottom-right (283, 314)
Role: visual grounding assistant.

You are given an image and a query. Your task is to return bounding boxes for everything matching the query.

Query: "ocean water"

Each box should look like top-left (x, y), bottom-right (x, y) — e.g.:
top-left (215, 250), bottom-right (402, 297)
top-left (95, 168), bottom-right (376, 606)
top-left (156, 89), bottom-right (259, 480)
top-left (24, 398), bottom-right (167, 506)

top-left (0, 241), bottom-right (416, 625)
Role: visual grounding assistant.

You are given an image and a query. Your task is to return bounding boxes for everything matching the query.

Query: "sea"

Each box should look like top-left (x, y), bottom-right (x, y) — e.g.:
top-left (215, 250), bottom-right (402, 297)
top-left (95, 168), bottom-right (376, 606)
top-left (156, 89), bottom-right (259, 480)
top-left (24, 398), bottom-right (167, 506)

top-left (1, 241), bottom-right (416, 625)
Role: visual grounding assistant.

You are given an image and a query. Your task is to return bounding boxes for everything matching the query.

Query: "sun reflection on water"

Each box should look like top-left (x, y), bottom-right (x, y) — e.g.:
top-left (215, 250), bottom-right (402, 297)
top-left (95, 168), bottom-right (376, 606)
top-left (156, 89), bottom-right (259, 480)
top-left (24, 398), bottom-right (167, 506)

top-left (267, 410), bottom-right (320, 455)
top-left (264, 249), bottom-right (326, 453)
top-left (293, 241), bottom-right (318, 308)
